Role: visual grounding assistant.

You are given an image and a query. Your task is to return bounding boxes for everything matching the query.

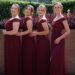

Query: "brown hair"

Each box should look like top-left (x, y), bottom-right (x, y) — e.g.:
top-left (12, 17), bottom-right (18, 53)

top-left (11, 3), bottom-right (20, 11)
top-left (37, 4), bottom-right (46, 14)
top-left (24, 5), bottom-right (34, 13)
top-left (53, 2), bottom-right (63, 9)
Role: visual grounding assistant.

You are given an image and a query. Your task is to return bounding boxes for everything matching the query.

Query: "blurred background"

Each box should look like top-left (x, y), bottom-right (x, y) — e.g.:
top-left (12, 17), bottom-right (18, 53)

top-left (0, 0), bottom-right (75, 75)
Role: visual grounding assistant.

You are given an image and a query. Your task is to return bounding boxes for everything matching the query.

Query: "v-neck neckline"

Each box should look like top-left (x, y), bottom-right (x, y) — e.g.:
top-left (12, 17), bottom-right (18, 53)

top-left (53, 16), bottom-right (64, 23)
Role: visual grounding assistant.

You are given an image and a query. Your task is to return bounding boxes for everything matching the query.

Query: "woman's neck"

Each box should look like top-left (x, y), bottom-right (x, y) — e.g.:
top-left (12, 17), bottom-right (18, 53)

top-left (39, 15), bottom-right (45, 20)
top-left (56, 13), bottom-right (62, 17)
top-left (12, 14), bottom-right (18, 18)
top-left (25, 15), bottom-right (32, 18)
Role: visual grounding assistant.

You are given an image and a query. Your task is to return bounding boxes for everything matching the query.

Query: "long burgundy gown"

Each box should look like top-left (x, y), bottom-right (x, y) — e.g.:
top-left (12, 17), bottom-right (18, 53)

top-left (36, 19), bottom-right (50, 75)
top-left (22, 17), bottom-right (35, 75)
top-left (50, 17), bottom-right (66, 75)
top-left (4, 18), bottom-right (21, 75)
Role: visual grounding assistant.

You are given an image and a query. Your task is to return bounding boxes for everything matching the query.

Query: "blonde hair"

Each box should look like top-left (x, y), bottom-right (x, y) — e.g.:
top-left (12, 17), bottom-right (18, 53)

top-left (11, 3), bottom-right (20, 11)
top-left (53, 2), bottom-right (63, 9)
top-left (37, 4), bottom-right (46, 14)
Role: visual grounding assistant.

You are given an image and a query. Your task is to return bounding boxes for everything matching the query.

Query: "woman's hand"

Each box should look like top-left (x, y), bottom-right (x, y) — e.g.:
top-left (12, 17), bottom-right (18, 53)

top-left (30, 31), bottom-right (38, 36)
top-left (55, 37), bottom-right (61, 44)
top-left (17, 32), bottom-right (22, 36)
top-left (3, 30), bottom-right (6, 35)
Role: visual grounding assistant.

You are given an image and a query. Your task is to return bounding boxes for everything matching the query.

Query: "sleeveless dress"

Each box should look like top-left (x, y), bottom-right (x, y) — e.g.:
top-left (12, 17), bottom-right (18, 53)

top-left (36, 19), bottom-right (50, 75)
top-left (4, 18), bottom-right (21, 75)
top-left (50, 17), bottom-right (66, 75)
top-left (22, 17), bottom-right (35, 75)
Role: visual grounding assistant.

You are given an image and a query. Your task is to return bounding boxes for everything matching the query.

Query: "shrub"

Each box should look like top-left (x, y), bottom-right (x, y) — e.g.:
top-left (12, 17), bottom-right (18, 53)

top-left (0, 0), bottom-right (75, 20)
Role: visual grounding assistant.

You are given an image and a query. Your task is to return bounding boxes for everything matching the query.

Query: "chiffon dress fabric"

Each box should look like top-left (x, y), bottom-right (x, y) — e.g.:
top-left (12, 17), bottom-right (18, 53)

top-left (50, 15), bottom-right (66, 75)
top-left (4, 16), bottom-right (21, 75)
top-left (35, 17), bottom-right (50, 75)
top-left (21, 17), bottom-right (35, 75)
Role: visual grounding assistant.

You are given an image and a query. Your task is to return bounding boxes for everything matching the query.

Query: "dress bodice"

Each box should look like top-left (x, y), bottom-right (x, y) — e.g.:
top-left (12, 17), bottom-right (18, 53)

top-left (5, 18), bottom-right (21, 31)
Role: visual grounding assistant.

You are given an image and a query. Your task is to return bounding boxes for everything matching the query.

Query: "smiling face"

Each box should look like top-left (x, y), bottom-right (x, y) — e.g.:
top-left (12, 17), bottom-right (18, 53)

top-left (53, 3), bottom-right (63, 15)
top-left (23, 5), bottom-right (34, 17)
top-left (37, 8), bottom-right (45, 16)
top-left (37, 5), bottom-right (46, 17)
top-left (23, 8), bottom-right (31, 16)
top-left (10, 4), bottom-right (19, 17)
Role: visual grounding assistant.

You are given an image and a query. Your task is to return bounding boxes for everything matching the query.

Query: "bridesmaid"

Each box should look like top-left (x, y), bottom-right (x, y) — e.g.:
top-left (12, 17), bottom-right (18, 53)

top-left (17, 5), bottom-right (35, 75)
top-left (50, 2), bottom-right (70, 75)
top-left (31, 5), bottom-right (50, 75)
top-left (3, 4), bottom-right (21, 75)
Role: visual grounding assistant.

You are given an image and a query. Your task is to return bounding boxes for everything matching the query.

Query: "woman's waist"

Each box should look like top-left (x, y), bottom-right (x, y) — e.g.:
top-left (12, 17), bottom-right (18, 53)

top-left (22, 36), bottom-right (34, 43)
top-left (4, 35), bottom-right (20, 40)
top-left (37, 35), bottom-right (49, 39)
top-left (52, 32), bottom-right (62, 37)
top-left (22, 35), bottom-right (34, 39)
top-left (52, 31), bottom-right (62, 34)
top-left (5, 28), bottom-right (13, 31)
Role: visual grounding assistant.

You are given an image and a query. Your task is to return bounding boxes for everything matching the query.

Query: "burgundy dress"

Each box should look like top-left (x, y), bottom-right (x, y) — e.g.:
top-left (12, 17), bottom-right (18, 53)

top-left (4, 18), bottom-right (21, 75)
top-left (50, 17), bottom-right (66, 75)
top-left (22, 17), bottom-right (35, 75)
top-left (36, 19), bottom-right (50, 75)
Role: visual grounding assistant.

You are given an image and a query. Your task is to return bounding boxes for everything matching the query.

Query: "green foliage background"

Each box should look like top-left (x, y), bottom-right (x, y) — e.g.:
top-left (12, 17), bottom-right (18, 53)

top-left (0, 0), bottom-right (75, 20)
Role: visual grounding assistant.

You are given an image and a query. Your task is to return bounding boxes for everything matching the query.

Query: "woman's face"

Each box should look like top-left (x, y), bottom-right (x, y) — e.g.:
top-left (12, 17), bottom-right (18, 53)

top-left (37, 8), bottom-right (45, 16)
top-left (53, 4), bottom-right (62, 15)
top-left (23, 8), bottom-right (31, 16)
top-left (11, 5), bottom-right (19, 16)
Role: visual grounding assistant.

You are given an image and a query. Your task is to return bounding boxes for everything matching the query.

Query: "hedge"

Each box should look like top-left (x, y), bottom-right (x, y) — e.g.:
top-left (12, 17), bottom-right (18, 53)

top-left (0, 0), bottom-right (75, 20)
